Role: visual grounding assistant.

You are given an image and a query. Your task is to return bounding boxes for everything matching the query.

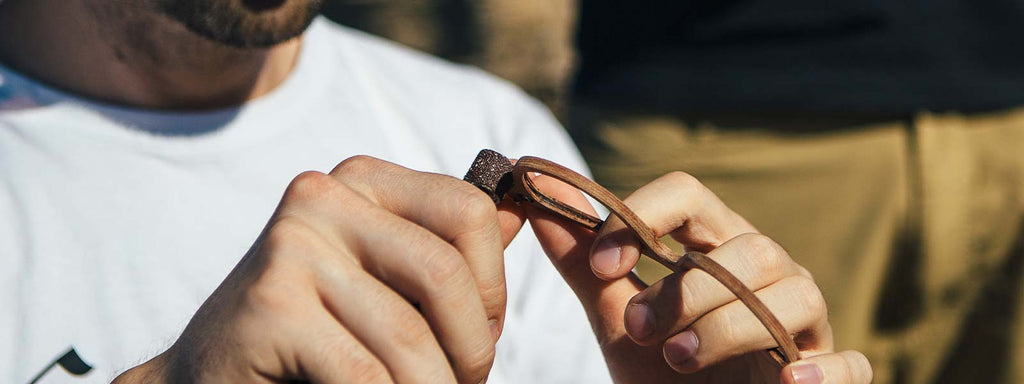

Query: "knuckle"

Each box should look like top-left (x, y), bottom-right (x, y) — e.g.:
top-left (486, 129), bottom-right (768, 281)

top-left (712, 316), bottom-right (741, 351)
top-left (283, 171), bottom-right (334, 204)
top-left (662, 171), bottom-right (703, 191)
top-left (674, 277), bottom-right (703, 324)
top-left (242, 277), bottom-right (294, 316)
top-left (241, 219), bottom-right (321, 315)
top-left (330, 155), bottom-right (381, 176)
top-left (838, 357), bottom-right (856, 384)
top-left (457, 340), bottom-right (497, 383)
top-left (661, 171), bottom-right (711, 203)
top-left (663, 274), bottom-right (704, 325)
top-left (478, 278), bottom-right (508, 313)
top-left (842, 350), bottom-right (874, 383)
top-left (262, 216), bottom-right (315, 257)
top-left (796, 265), bottom-right (816, 281)
top-left (348, 359), bottom-right (391, 383)
top-left (790, 276), bottom-right (828, 320)
top-left (422, 246), bottom-right (470, 289)
top-left (739, 233), bottom-right (779, 258)
top-left (390, 309), bottom-right (435, 350)
top-left (830, 353), bottom-right (858, 384)
top-left (330, 343), bottom-right (390, 383)
top-left (253, 218), bottom-right (329, 286)
top-left (441, 179), bottom-right (503, 249)
top-left (738, 233), bottom-right (788, 275)
top-left (452, 184), bottom-right (499, 225)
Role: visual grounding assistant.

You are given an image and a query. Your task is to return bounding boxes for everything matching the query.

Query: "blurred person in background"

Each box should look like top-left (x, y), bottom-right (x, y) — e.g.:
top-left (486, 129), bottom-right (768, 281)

top-left (0, 0), bottom-right (873, 383)
top-left (569, 1), bottom-right (1024, 384)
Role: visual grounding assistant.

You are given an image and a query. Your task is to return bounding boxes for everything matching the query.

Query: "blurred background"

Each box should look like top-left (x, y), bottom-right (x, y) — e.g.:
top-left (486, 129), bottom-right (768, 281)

top-left (320, 2), bottom-right (1024, 384)
top-left (321, 0), bottom-right (575, 116)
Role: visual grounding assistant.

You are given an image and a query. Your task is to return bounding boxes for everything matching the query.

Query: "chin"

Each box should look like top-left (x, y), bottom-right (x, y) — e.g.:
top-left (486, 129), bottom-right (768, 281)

top-left (156, 0), bottom-right (325, 48)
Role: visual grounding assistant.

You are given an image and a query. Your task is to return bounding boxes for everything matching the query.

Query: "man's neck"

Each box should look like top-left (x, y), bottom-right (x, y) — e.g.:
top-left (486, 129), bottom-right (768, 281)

top-left (0, 0), bottom-right (302, 110)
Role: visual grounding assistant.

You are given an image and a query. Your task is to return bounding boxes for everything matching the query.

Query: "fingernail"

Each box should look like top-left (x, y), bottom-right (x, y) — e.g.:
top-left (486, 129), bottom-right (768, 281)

top-left (664, 331), bottom-right (699, 369)
top-left (592, 238), bottom-right (622, 275)
top-left (624, 302), bottom-right (655, 339)
top-left (489, 319), bottom-right (500, 341)
top-left (790, 363), bottom-right (823, 384)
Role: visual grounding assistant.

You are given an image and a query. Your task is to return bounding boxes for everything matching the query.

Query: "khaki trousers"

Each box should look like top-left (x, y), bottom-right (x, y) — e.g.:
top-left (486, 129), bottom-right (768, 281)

top-left (568, 106), bottom-right (1024, 384)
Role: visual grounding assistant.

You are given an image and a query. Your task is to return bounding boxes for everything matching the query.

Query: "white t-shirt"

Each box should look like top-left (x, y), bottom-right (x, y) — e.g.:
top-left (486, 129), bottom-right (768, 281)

top-left (0, 17), bottom-right (611, 384)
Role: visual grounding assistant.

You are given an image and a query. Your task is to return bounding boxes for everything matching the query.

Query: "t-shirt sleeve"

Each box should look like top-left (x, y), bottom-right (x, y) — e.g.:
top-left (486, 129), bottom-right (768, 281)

top-left (480, 78), bottom-right (614, 384)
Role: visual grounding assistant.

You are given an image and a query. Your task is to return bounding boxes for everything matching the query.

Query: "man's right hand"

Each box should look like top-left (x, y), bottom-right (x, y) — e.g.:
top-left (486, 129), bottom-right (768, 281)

top-left (113, 156), bottom-right (525, 384)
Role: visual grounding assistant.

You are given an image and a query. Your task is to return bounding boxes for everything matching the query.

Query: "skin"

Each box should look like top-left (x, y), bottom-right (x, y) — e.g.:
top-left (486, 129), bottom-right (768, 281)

top-left (534, 172), bottom-right (873, 383)
top-left (0, 1), bottom-right (873, 383)
top-left (0, 0), bottom-right (304, 109)
top-left (113, 160), bottom-right (872, 384)
top-left (118, 157), bottom-right (516, 383)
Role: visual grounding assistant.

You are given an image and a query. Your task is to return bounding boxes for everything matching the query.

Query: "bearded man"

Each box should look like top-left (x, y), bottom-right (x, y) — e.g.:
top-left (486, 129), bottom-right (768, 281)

top-left (0, 1), bottom-right (870, 383)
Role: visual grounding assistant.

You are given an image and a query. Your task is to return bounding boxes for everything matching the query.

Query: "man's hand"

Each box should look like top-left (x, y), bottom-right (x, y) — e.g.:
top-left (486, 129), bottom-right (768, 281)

top-left (524, 171), bottom-right (873, 384)
top-left (114, 156), bottom-right (528, 384)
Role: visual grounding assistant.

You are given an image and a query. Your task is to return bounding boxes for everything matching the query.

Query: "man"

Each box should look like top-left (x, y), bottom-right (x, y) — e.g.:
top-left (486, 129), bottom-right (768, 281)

top-left (0, 1), bottom-right (869, 383)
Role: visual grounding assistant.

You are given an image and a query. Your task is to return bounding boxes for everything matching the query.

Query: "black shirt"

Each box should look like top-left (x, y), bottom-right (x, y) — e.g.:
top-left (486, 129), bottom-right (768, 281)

top-left (573, 0), bottom-right (1024, 113)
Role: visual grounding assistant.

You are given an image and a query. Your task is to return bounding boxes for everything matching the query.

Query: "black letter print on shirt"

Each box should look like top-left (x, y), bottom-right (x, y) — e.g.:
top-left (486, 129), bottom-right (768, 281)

top-left (27, 347), bottom-right (93, 384)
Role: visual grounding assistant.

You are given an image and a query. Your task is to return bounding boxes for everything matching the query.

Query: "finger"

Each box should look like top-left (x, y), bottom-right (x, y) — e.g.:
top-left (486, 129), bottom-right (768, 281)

top-left (292, 310), bottom-right (395, 384)
top-left (523, 173), bottom-right (646, 341)
top-left (236, 226), bottom-right (396, 384)
top-left (315, 248), bottom-right (459, 384)
top-left (328, 157), bottom-right (509, 332)
top-left (254, 214), bottom-right (454, 383)
top-left (624, 233), bottom-right (804, 344)
top-left (331, 201), bottom-right (496, 383)
top-left (781, 351), bottom-right (873, 384)
top-left (290, 218), bottom-right (459, 383)
top-left (524, 173), bottom-right (694, 381)
top-left (275, 171), bottom-right (495, 383)
top-left (659, 275), bottom-right (831, 373)
top-left (591, 171), bottom-right (758, 279)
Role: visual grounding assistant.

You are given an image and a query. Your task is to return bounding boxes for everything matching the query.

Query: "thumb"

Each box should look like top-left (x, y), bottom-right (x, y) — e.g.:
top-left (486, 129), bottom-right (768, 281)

top-left (525, 175), bottom-right (691, 382)
top-left (523, 174), bottom-right (646, 342)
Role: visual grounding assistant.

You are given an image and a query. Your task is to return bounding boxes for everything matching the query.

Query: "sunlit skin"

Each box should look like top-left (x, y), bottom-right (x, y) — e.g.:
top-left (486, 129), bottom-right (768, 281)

top-left (0, 0), bottom-right (318, 109)
top-left (0, 1), bottom-right (873, 383)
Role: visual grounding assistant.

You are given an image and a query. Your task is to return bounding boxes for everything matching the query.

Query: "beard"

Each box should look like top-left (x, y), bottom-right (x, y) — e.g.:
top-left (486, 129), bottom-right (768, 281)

top-left (153, 0), bottom-right (324, 48)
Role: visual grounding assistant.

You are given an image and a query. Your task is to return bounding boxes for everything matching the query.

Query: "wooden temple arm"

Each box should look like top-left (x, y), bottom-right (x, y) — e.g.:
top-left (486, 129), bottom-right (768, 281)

top-left (464, 149), bottom-right (801, 366)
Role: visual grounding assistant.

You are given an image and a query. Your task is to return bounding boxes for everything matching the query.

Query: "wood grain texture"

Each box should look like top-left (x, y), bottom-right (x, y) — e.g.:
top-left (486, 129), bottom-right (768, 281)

top-left (507, 155), bottom-right (802, 366)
